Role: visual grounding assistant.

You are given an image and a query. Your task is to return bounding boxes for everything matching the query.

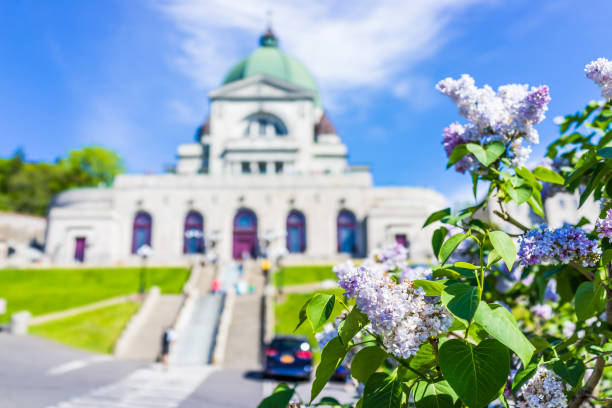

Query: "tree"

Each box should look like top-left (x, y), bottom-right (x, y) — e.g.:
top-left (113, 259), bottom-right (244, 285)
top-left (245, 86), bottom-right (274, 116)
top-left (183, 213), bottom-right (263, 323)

top-left (0, 146), bottom-right (124, 216)
top-left (59, 146), bottom-right (124, 187)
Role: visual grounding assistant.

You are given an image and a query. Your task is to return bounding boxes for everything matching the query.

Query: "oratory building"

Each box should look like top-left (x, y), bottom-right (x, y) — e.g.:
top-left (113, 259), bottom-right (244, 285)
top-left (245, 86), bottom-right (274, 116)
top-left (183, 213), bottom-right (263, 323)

top-left (45, 30), bottom-right (446, 265)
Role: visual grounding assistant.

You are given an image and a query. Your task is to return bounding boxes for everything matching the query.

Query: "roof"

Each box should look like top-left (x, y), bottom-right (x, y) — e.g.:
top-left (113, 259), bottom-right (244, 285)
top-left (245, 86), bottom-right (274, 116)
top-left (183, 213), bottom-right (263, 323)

top-left (315, 113), bottom-right (336, 135)
top-left (222, 29), bottom-right (321, 107)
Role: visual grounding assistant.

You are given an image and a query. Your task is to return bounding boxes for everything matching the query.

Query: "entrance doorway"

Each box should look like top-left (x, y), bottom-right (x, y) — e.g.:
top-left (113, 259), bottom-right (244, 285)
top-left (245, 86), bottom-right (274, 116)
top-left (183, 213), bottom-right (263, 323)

top-left (233, 209), bottom-right (258, 259)
top-left (74, 237), bottom-right (86, 263)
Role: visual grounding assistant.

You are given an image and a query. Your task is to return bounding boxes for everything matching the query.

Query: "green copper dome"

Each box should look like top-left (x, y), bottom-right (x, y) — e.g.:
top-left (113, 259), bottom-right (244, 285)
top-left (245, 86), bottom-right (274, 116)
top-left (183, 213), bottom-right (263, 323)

top-left (222, 29), bottom-right (321, 106)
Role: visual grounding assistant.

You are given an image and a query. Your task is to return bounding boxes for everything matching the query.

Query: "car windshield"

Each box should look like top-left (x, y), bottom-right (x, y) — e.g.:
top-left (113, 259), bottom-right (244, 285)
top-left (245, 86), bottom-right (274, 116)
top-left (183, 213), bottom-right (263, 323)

top-left (270, 339), bottom-right (308, 352)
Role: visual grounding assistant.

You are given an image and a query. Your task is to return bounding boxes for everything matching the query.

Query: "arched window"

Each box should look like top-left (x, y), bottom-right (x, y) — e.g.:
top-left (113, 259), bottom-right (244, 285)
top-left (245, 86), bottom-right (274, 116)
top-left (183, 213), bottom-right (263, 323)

top-left (244, 113), bottom-right (288, 137)
top-left (132, 211), bottom-right (152, 254)
top-left (184, 210), bottom-right (204, 254)
top-left (337, 210), bottom-right (357, 254)
top-left (286, 210), bottom-right (306, 253)
top-left (233, 208), bottom-right (258, 259)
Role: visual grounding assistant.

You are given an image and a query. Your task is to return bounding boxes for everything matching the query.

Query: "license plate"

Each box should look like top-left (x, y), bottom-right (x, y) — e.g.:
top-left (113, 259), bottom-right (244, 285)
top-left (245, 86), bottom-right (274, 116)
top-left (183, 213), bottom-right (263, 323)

top-left (280, 354), bottom-right (295, 364)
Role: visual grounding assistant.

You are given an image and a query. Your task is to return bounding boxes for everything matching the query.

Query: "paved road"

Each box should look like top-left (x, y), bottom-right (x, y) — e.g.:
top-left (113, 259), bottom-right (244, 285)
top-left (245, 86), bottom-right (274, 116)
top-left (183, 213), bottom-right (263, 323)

top-left (0, 335), bottom-right (143, 408)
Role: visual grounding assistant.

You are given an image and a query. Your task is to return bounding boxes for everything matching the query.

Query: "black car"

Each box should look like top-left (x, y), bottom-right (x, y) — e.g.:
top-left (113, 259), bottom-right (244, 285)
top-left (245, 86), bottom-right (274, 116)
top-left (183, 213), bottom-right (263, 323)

top-left (263, 335), bottom-right (313, 380)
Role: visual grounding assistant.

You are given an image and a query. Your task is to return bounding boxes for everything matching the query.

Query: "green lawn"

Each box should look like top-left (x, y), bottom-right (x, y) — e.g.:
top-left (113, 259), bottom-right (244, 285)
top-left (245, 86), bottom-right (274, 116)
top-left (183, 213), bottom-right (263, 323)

top-left (274, 265), bottom-right (336, 288)
top-left (30, 301), bottom-right (139, 354)
top-left (0, 266), bottom-right (189, 323)
top-left (274, 288), bottom-right (346, 347)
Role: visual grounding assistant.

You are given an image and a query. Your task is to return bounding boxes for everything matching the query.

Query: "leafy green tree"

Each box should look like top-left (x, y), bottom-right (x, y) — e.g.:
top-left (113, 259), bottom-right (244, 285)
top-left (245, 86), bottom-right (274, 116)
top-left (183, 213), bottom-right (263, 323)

top-left (0, 146), bottom-right (124, 216)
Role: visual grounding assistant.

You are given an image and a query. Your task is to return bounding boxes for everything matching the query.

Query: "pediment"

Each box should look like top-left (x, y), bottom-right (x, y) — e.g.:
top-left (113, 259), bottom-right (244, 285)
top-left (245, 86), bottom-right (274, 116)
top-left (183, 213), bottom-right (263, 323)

top-left (209, 75), bottom-right (315, 101)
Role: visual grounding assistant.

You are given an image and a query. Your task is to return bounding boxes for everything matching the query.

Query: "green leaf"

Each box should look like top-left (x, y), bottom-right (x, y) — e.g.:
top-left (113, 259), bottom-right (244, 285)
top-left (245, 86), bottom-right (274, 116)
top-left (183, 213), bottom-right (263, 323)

top-left (602, 249), bottom-right (612, 266)
top-left (439, 233), bottom-right (467, 264)
top-left (488, 230), bottom-right (516, 270)
top-left (550, 358), bottom-right (585, 388)
top-left (512, 362), bottom-right (538, 393)
top-left (483, 141), bottom-right (506, 166)
top-left (441, 283), bottom-right (481, 324)
top-left (413, 380), bottom-right (459, 408)
top-left (473, 302), bottom-right (535, 366)
top-left (532, 167), bottom-right (565, 185)
top-left (447, 144), bottom-right (470, 168)
top-left (423, 208), bottom-right (451, 228)
top-left (465, 143), bottom-right (488, 166)
top-left (597, 146), bottom-right (612, 158)
top-left (351, 346), bottom-right (388, 384)
top-left (439, 339), bottom-right (510, 408)
top-left (338, 307), bottom-right (368, 344)
top-left (362, 371), bottom-right (403, 408)
top-left (472, 172), bottom-right (479, 199)
top-left (294, 297), bottom-right (313, 332)
top-left (315, 397), bottom-right (342, 406)
top-left (311, 337), bottom-right (348, 402)
top-left (574, 281), bottom-right (606, 321)
top-left (414, 280), bottom-right (446, 296)
top-left (487, 249), bottom-right (501, 267)
top-left (307, 294), bottom-right (335, 332)
top-left (258, 383), bottom-right (295, 408)
top-left (453, 262), bottom-right (479, 269)
top-left (432, 227), bottom-right (447, 260)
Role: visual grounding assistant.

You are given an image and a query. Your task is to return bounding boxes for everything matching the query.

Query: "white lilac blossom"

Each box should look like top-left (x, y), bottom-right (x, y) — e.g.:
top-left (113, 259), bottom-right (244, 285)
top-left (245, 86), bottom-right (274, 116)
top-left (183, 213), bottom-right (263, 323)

top-left (515, 366), bottom-right (567, 408)
top-left (334, 262), bottom-right (453, 359)
top-left (518, 224), bottom-right (601, 267)
top-left (585, 58), bottom-right (612, 99)
top-left (544, 279), bottom-right (559, 302)
top-left (400, 265), bottom-right (433, 281)
top-left (369, 242), bottom-right (409, 272)
top-left (437, 74), bottom-right (550, 173)
top-left (562, 321), bottom-right (576, 338)
top-left (530, 303), bottom-right (553, 320)
top-left (596, 209), bottom-right (612, 240)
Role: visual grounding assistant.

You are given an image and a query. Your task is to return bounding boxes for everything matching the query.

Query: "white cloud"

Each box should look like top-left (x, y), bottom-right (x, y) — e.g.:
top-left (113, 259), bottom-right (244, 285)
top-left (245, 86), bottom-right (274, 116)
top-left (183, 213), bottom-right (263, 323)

top-left (155, 0), bottom-right (491, 104)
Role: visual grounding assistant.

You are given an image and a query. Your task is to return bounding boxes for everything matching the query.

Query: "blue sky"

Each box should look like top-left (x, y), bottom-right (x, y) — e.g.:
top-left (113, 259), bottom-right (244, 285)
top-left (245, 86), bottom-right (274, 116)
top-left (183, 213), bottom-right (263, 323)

top-left (1, 0), bottom-right (611, 203)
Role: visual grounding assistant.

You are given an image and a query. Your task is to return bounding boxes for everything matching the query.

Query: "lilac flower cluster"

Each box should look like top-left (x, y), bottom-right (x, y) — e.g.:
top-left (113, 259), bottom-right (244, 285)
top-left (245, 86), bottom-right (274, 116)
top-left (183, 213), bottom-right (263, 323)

top-left (515, 366), bottom-right (567, 408)
top-left (596, 209), bottom-right (612, 240)
top-left (436, 74), bottom-right (550, 173)
top-left (400, 265), bottom-right (433, 282)
top-left (585, 58), bottom-right (612, 99)
top-left (333, 262), bottom-right (453, 359)
top-left (518, 224), bottom-right (601, 267)
top-left (369, 242), bottom-right (409, 272)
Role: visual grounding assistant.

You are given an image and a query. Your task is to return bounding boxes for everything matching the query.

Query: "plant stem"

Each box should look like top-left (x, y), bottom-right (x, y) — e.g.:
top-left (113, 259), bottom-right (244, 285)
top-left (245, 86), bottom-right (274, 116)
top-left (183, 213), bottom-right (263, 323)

top-left (493, 209), bottom-right (529, 232)
top-left (569, 262), bottom-right (594, 281)
top-left (429, 337), bottom-right (442, 378)
top-left (396, 358), bottom-right (429, 381)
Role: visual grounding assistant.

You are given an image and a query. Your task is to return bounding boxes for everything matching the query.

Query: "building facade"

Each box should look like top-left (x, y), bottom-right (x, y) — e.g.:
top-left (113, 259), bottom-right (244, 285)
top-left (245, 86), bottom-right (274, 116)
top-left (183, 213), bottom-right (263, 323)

top-left (45, 30), bottom-right (446, 265)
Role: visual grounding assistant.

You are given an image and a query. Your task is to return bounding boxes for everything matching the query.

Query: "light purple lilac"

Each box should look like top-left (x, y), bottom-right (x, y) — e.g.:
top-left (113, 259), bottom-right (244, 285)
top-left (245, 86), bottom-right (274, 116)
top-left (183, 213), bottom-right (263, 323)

top-left (436, 74), bottom-right (550, 173)
top-left (518, 224), bottom-right (601, 267)
top-left (585, 58), bottom-right (612, 99)
top-left (596, 209), bottom-right (612, 240)
top-left (333, 261), bottom-right (452, 359)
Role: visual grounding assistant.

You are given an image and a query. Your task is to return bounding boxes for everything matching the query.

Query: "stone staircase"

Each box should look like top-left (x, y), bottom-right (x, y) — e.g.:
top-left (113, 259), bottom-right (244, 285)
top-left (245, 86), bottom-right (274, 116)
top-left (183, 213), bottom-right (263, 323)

top-left (222, 261), bottom-right (265, 370)
top-left (119, 295), bottom-right (183, 361)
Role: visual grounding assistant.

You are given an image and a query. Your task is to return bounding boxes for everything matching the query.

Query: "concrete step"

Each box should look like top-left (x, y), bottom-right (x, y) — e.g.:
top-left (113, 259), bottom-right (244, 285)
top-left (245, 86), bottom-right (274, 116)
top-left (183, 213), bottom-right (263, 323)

top-left (222, 291), bottom-right (262, 370)
top-left (121, 295), bottom-right (183, 361)
top-left (171, 294), bottom-right (224, 366)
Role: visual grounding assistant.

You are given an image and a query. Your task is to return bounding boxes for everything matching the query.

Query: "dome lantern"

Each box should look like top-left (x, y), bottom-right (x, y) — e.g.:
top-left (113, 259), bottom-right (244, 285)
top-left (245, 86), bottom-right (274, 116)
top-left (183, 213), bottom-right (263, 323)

top-left (259, 28), bottom-right (278, 47)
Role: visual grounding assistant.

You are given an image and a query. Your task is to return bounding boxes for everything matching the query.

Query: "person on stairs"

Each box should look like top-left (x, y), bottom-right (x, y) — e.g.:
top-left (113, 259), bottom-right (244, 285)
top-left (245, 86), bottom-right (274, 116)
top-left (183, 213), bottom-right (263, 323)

top-left (161, 326), bottom-right (177, 371)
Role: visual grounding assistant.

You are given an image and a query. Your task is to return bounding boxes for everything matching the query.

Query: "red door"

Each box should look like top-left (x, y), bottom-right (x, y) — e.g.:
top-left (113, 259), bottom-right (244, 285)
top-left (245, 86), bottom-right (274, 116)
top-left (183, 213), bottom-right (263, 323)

top-left (233, 209), bottom-right (258, 259)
